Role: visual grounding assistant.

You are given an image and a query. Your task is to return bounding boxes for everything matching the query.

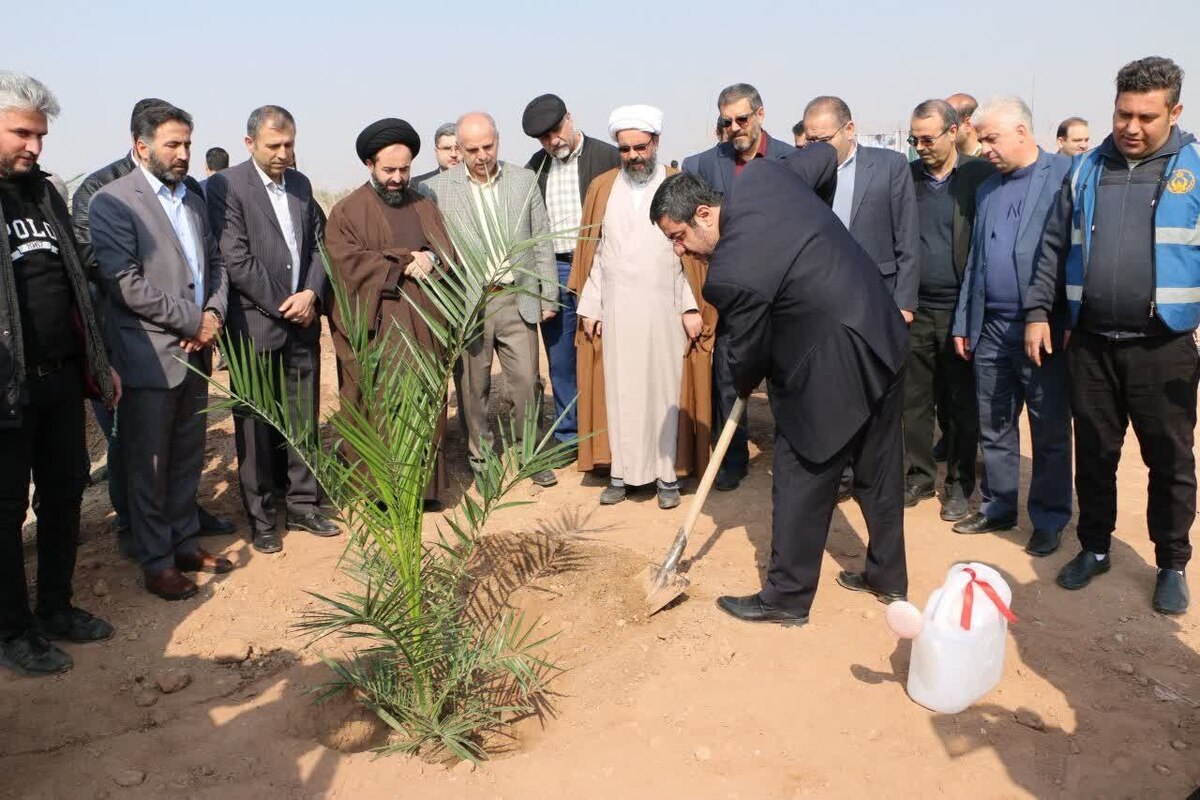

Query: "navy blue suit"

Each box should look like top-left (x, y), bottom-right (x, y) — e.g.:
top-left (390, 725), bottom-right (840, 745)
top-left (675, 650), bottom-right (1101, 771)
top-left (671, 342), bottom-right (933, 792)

top-left (953, 150), bottom-right (1073, 532)
top-left (704, 151), bottom-right (909, 615)
top-left (681, 131), bottom-right (795, 482)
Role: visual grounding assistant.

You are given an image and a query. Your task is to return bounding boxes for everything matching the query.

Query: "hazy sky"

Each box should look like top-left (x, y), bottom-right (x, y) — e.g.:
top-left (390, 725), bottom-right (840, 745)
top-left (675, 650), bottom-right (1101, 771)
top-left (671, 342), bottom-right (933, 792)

top-left (14, 0), bottom-right (1199, 191)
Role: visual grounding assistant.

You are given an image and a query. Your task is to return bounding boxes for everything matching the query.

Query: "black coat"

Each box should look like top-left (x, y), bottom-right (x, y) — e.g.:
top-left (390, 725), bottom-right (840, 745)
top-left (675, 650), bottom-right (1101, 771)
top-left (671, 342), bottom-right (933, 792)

top-left (702, 151), bottom-right (909, 464)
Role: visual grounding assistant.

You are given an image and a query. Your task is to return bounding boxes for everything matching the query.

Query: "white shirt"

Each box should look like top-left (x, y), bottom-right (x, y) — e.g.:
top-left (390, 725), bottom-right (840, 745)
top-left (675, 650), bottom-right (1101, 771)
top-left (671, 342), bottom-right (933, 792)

top-left (467, 164), bottom-right (513, 285)
top-left (253, 160), bottom-right (302, 293)
top-left (832, 144), bottom-right (858, 229)
top-left (139, 163), bottom-right (203, 306)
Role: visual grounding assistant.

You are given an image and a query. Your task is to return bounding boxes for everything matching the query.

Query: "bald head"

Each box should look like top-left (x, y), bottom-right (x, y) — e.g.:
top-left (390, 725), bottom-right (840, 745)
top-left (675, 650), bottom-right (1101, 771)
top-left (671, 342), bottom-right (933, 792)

top-left (945, 93), bottom-right (980, 155)
top-left (457, 111), bottom-right (499, 183)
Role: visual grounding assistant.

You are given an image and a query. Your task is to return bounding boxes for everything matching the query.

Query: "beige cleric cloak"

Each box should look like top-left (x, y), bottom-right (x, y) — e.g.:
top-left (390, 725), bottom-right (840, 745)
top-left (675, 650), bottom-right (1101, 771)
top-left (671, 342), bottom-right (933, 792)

top-left (567, 166), bottom-right (717, 477)
top-left (324, 184), bottom-right (454, 503)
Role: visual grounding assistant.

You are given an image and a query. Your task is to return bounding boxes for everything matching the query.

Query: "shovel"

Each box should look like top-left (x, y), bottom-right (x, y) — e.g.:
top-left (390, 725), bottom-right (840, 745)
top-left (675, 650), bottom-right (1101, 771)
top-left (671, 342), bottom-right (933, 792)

top-left (643, 395), bottom-right (747, 615)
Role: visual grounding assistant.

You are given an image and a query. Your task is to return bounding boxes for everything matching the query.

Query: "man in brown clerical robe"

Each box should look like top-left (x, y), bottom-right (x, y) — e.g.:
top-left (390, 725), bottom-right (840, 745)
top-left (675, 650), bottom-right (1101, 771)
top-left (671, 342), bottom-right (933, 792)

top-left (568, 107), bottom-right (716, 502)
top-left (324, 118), bottom-right (452, 508)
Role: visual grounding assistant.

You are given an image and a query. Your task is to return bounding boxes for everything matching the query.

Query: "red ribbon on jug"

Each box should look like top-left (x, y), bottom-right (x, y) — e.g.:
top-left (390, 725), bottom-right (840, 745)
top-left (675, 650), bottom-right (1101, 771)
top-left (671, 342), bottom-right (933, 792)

top-left (960, 568), bottom-right (1018, 631)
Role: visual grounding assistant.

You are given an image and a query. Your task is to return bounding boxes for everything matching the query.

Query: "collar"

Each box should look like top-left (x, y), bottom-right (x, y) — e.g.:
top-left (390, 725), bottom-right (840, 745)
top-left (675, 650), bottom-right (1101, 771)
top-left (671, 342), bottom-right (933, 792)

top-left (922, 150), bottom-right (960, 181)
top-left (557, 132), bottom-right (586, 164)
top-left (838, 144), bottom-right (858, 171)
top-left (467, 161), bottom-right (503, 187)
top-left (139, 162), bottom-right (185, 200)
top-left (736, 131), bottom-right (770, 164)
top-left (252, 159), bottom-right (286, 190)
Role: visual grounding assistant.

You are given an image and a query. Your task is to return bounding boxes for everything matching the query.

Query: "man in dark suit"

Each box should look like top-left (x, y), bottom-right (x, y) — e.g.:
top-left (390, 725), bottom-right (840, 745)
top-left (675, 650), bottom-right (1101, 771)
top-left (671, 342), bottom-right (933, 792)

top-left (522, 93), bottom-right (621, 449)
top-left (411, 122), bottom-right (459, 190)
top-left (651, 146), bottom-right (910, 626)
top-left (71, 99), bottom-right (234, 555)
top-left (681, 83), bottom-right (795, 492)
top-left (903, 100), bottom-right (995, 521)
top-left (205, 105), bottom-right (337, 554)
top-left (90, 102), bottom-right (232, 601)
top-left (802, 96), bottom-right (919, 319)
top-left (952, 97), bottom-right (1072, 556)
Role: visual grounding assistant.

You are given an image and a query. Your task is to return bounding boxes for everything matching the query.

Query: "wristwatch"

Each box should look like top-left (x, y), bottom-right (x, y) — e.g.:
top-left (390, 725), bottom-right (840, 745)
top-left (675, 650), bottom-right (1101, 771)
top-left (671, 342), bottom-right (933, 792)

top-left (204, 307), bottom-right (224, 325)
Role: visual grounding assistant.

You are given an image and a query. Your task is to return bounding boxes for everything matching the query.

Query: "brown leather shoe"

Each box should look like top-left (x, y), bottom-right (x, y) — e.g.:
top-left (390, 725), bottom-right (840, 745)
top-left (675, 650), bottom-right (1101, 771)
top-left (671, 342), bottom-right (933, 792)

top-left (145, 567), bottom-right (198, 601)
top-left (175, 548), bottom-right (234, 575)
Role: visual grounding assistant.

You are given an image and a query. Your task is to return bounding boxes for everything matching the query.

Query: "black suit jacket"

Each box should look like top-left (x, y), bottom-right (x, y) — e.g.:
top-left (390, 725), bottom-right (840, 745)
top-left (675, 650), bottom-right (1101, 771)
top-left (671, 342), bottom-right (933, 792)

top-left (908, 153), bottom-right (996, 282)
top-left (703, 154), bottom-right (909, 464)
top-left (845, 146), bottom-right (920, 312)
top-left (204, 159), bottom-right (326, 352)
top-left (525, 134), bottom-right (621, 206)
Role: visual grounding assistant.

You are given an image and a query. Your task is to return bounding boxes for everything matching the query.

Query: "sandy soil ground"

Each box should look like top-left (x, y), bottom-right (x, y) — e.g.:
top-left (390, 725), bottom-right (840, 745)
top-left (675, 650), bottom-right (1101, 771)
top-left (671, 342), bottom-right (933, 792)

top-left (1, 332), bottom-right (1197, 800)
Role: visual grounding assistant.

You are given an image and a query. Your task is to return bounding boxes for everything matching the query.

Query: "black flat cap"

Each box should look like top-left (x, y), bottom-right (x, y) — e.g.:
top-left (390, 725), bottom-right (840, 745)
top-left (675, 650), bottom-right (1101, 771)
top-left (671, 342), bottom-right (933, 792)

top-left (355, 118), bottom-right (421, 163)
top-left (522, 94), bottom-right (567, 138)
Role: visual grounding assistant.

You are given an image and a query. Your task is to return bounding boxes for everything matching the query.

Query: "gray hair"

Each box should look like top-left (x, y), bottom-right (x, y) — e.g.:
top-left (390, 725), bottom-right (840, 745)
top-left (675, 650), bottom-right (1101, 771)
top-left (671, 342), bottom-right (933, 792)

top-left (0, 71), bottom-right (60, 119)
top-left (433, 122), bottom-right (456, 144)
top-left (246, 105), bottom-right (295, 138)
top-left (717, 83), bottom-right (763, 112)
top-left (912, 99), bottom-right (959, 130)
top-left (972, 96), bottom-right (1033, 131)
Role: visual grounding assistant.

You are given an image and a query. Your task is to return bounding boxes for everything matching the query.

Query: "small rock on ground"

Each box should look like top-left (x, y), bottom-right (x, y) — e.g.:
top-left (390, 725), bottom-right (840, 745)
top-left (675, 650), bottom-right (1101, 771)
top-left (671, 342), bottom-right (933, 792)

top-left (112, 769), bottom-right (146, 788)
top-left (153, 669), bottom-right (192, 694)
top-left (211, 639), bottom-right (251, 664)
top-left (694, 745), bottom-right (712, 761)
top-left (1014, 709), bottom-right (1045, 731)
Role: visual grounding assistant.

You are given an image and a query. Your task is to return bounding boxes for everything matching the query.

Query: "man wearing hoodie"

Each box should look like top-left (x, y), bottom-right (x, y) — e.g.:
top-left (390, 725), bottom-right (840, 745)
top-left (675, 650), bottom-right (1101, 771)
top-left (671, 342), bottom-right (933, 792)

top-left (1025, 56), bottom-right (1196, 615)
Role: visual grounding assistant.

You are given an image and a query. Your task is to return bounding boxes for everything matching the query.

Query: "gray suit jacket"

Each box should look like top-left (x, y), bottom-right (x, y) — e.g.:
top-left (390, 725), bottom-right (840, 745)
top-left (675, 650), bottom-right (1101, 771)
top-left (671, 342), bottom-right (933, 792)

top-left (418, 162), bottom-right (556, 325)
top-left (204, 159), bottom-right (326, 353)
top-left (90, 167), bottom-right (229, 389)
top-left (845, 145), bottom-right (920, 312)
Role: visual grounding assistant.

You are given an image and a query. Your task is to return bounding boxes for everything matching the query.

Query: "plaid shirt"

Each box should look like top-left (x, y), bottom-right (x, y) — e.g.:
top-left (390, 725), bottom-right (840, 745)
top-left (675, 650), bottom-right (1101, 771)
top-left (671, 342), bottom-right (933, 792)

top-left (544, 132), bottom-right (586, 254)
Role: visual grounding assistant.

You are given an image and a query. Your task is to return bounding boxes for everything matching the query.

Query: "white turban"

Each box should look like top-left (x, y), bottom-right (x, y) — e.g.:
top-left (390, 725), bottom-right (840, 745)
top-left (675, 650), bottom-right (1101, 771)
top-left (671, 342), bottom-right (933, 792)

top-left (608, 105), bottom-right (663, 140)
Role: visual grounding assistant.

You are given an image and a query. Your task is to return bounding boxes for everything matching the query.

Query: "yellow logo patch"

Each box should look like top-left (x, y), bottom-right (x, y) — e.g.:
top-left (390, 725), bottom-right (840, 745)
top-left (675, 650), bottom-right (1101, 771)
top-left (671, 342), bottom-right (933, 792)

top-left (1166, 168), bottom-right (1197, 194)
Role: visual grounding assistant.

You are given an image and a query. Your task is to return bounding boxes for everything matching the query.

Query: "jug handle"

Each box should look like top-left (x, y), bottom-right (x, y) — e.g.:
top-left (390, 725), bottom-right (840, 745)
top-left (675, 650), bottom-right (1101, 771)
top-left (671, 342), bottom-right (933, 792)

top-left (961, 567), bottom-right (1019, 631)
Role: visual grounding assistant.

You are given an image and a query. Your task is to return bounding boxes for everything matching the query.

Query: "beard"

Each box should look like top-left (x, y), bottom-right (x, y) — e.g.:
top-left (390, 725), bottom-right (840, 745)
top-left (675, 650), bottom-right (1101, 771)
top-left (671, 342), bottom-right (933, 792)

top-left (371, 176), bottom-right (410, 207)
top-left (146, 149), bottom-right (188, 186)
top-left (730, 127), bottom-right (757, 153)
top-left (622, 153), bottom-right (658, 186)
top-left (0, 150), bottom-right (36, 180)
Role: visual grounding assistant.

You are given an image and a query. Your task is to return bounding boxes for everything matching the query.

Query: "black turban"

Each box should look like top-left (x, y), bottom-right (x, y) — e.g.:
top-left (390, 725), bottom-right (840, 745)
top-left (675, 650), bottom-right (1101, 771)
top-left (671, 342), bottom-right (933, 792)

top-left (355, 118), bottom-right (421, 163)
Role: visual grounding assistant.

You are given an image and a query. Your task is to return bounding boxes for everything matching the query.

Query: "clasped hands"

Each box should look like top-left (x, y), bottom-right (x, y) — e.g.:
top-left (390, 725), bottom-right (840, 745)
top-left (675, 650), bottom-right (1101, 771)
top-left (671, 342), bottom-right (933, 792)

top-left (580, 310), bottom-right (702, 342)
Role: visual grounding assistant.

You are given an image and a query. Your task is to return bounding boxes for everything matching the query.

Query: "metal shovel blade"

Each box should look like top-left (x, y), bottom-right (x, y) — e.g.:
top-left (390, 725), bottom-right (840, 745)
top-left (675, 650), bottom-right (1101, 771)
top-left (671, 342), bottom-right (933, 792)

top-left (641, 563), bottom-right (690, 616)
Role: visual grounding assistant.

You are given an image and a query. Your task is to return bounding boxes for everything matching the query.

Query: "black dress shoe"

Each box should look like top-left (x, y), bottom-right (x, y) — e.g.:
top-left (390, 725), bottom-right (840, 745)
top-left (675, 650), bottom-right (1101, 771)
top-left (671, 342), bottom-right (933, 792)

top-left (1153, 569), bottom-right (1190, 615)
top-left (1056, 550), bottom-right (1111, 590)
top-left (287, 512), bottom-right (340, 536)
top-left (904, 483), bottom-right (935, 508)
top-left (0, 630), bottom-right (73, 676)
top-left (715, 594), bottom-right (808, 627)
top-left (715, 471), bottom-right (745, 492)
top-left (939, 486), bottom-right (969, 521)
top-left (197, 506), bottom-right (236, 534)
top-left (1025, 528), bottom-right (1063, 557)
top-left (252, 530), bottom-right (283, 554)
top-left (952, 512), bottom-right (1017, 535)
top-left (36, 607), bottom-right (114, 643)
top-left (835, 570), bottom-right (908, 603)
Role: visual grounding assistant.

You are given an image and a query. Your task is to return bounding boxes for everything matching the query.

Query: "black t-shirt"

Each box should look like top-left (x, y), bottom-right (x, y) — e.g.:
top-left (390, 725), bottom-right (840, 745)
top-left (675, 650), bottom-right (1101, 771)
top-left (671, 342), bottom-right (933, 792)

top-left (0, 176), bottom-right (77, 366)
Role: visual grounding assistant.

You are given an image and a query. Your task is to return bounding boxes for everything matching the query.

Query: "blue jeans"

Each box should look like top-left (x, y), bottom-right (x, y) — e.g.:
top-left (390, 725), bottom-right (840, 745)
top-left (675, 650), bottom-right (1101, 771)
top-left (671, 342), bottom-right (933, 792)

top-left (539, 260), bottom-right (578, 444)
top-left (90, 398), bottom-right (129, 531)
top-left (973, 316), bottom-right (1072, 531)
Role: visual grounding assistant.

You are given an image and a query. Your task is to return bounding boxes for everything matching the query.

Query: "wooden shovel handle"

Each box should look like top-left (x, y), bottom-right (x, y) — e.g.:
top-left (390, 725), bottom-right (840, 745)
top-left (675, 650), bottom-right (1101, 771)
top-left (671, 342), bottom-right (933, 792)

top-left (680, 394), bottom-right (747, 537)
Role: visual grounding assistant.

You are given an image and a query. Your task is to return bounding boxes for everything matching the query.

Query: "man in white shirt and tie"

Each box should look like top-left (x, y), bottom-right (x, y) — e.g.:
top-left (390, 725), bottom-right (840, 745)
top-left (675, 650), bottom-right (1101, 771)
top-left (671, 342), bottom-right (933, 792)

top-left (204, 105), bottom-right (337, 555)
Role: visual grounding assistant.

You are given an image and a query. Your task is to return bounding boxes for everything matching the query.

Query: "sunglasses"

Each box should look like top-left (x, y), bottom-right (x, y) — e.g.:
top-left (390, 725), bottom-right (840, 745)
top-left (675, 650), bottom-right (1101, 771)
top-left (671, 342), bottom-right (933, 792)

top-left (805, 121), bottom-right (848, 144)
top-left (617, 138), bottom-right (655, 154)
top-left (906, 129), bottom-right (951, 148)
top-left (719, 113), bottom-right (755, 128)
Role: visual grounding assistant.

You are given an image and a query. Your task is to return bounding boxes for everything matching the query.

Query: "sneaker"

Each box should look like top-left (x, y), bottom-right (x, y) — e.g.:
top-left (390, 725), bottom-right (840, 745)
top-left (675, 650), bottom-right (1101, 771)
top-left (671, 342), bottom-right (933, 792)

top-left (36, 607), bottom-right (114, 643)
top-left (657, 486), bottom-right (682, 509)
top-left (530, 469), bottom-right (558, 488)
top-left (0, 630), bottom-right (73, 676)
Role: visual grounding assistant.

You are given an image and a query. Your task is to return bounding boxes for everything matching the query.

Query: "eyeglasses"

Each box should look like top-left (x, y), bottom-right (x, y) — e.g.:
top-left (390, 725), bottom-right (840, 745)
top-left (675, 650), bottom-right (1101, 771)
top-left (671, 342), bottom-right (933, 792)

top-left (805, 121), bottom-right (848, 144)
top-left (617, 138), bottom-right (655, 154)
top-left (906, 129), bottom-right (951, 148)
top-left (719, 113), bottom-right (755, 128)
top-left (436, 144), bottom-right (460, 152)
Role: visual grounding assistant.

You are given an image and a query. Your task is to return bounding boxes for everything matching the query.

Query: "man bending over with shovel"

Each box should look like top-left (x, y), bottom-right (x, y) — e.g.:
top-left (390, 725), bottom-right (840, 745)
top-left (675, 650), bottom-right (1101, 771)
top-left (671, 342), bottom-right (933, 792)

top-left (649, 144), bottom-right (910, 626)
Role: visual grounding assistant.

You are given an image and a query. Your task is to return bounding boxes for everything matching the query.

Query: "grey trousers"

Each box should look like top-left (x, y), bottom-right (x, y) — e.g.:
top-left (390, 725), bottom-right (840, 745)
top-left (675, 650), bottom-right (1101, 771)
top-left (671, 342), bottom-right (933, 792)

top-left (121, 370), bottom-right (207, 573)
top-left (460, 292), bottom-right (540, 467)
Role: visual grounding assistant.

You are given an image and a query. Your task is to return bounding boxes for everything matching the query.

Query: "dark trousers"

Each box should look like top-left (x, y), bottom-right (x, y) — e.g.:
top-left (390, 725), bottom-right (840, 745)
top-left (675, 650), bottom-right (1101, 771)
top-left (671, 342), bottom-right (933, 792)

top-left (234, 336), bottom-right (322, 534)
top-left (973, 316), bottom-right (1072, 531)
top-left (903, 307), bottom-right (977, 494)
top-left (0, 368), bottom-right (86, 634)
top-left (122, 370), bottom-right (208, 573)
top-left (760, 370), bottom-right (907, 616)
top-left (539, 259), bottom-right (578, 444)
top-left (1069, 329), bottom-right (1198, 570)
top-left (712, 335), bottom-right (750, 479)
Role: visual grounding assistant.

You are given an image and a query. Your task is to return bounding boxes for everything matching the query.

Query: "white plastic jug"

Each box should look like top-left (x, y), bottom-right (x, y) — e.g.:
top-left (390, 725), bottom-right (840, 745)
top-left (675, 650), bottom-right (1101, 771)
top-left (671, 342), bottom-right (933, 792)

top-left (885, 562), bottom-right (1017, 714)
